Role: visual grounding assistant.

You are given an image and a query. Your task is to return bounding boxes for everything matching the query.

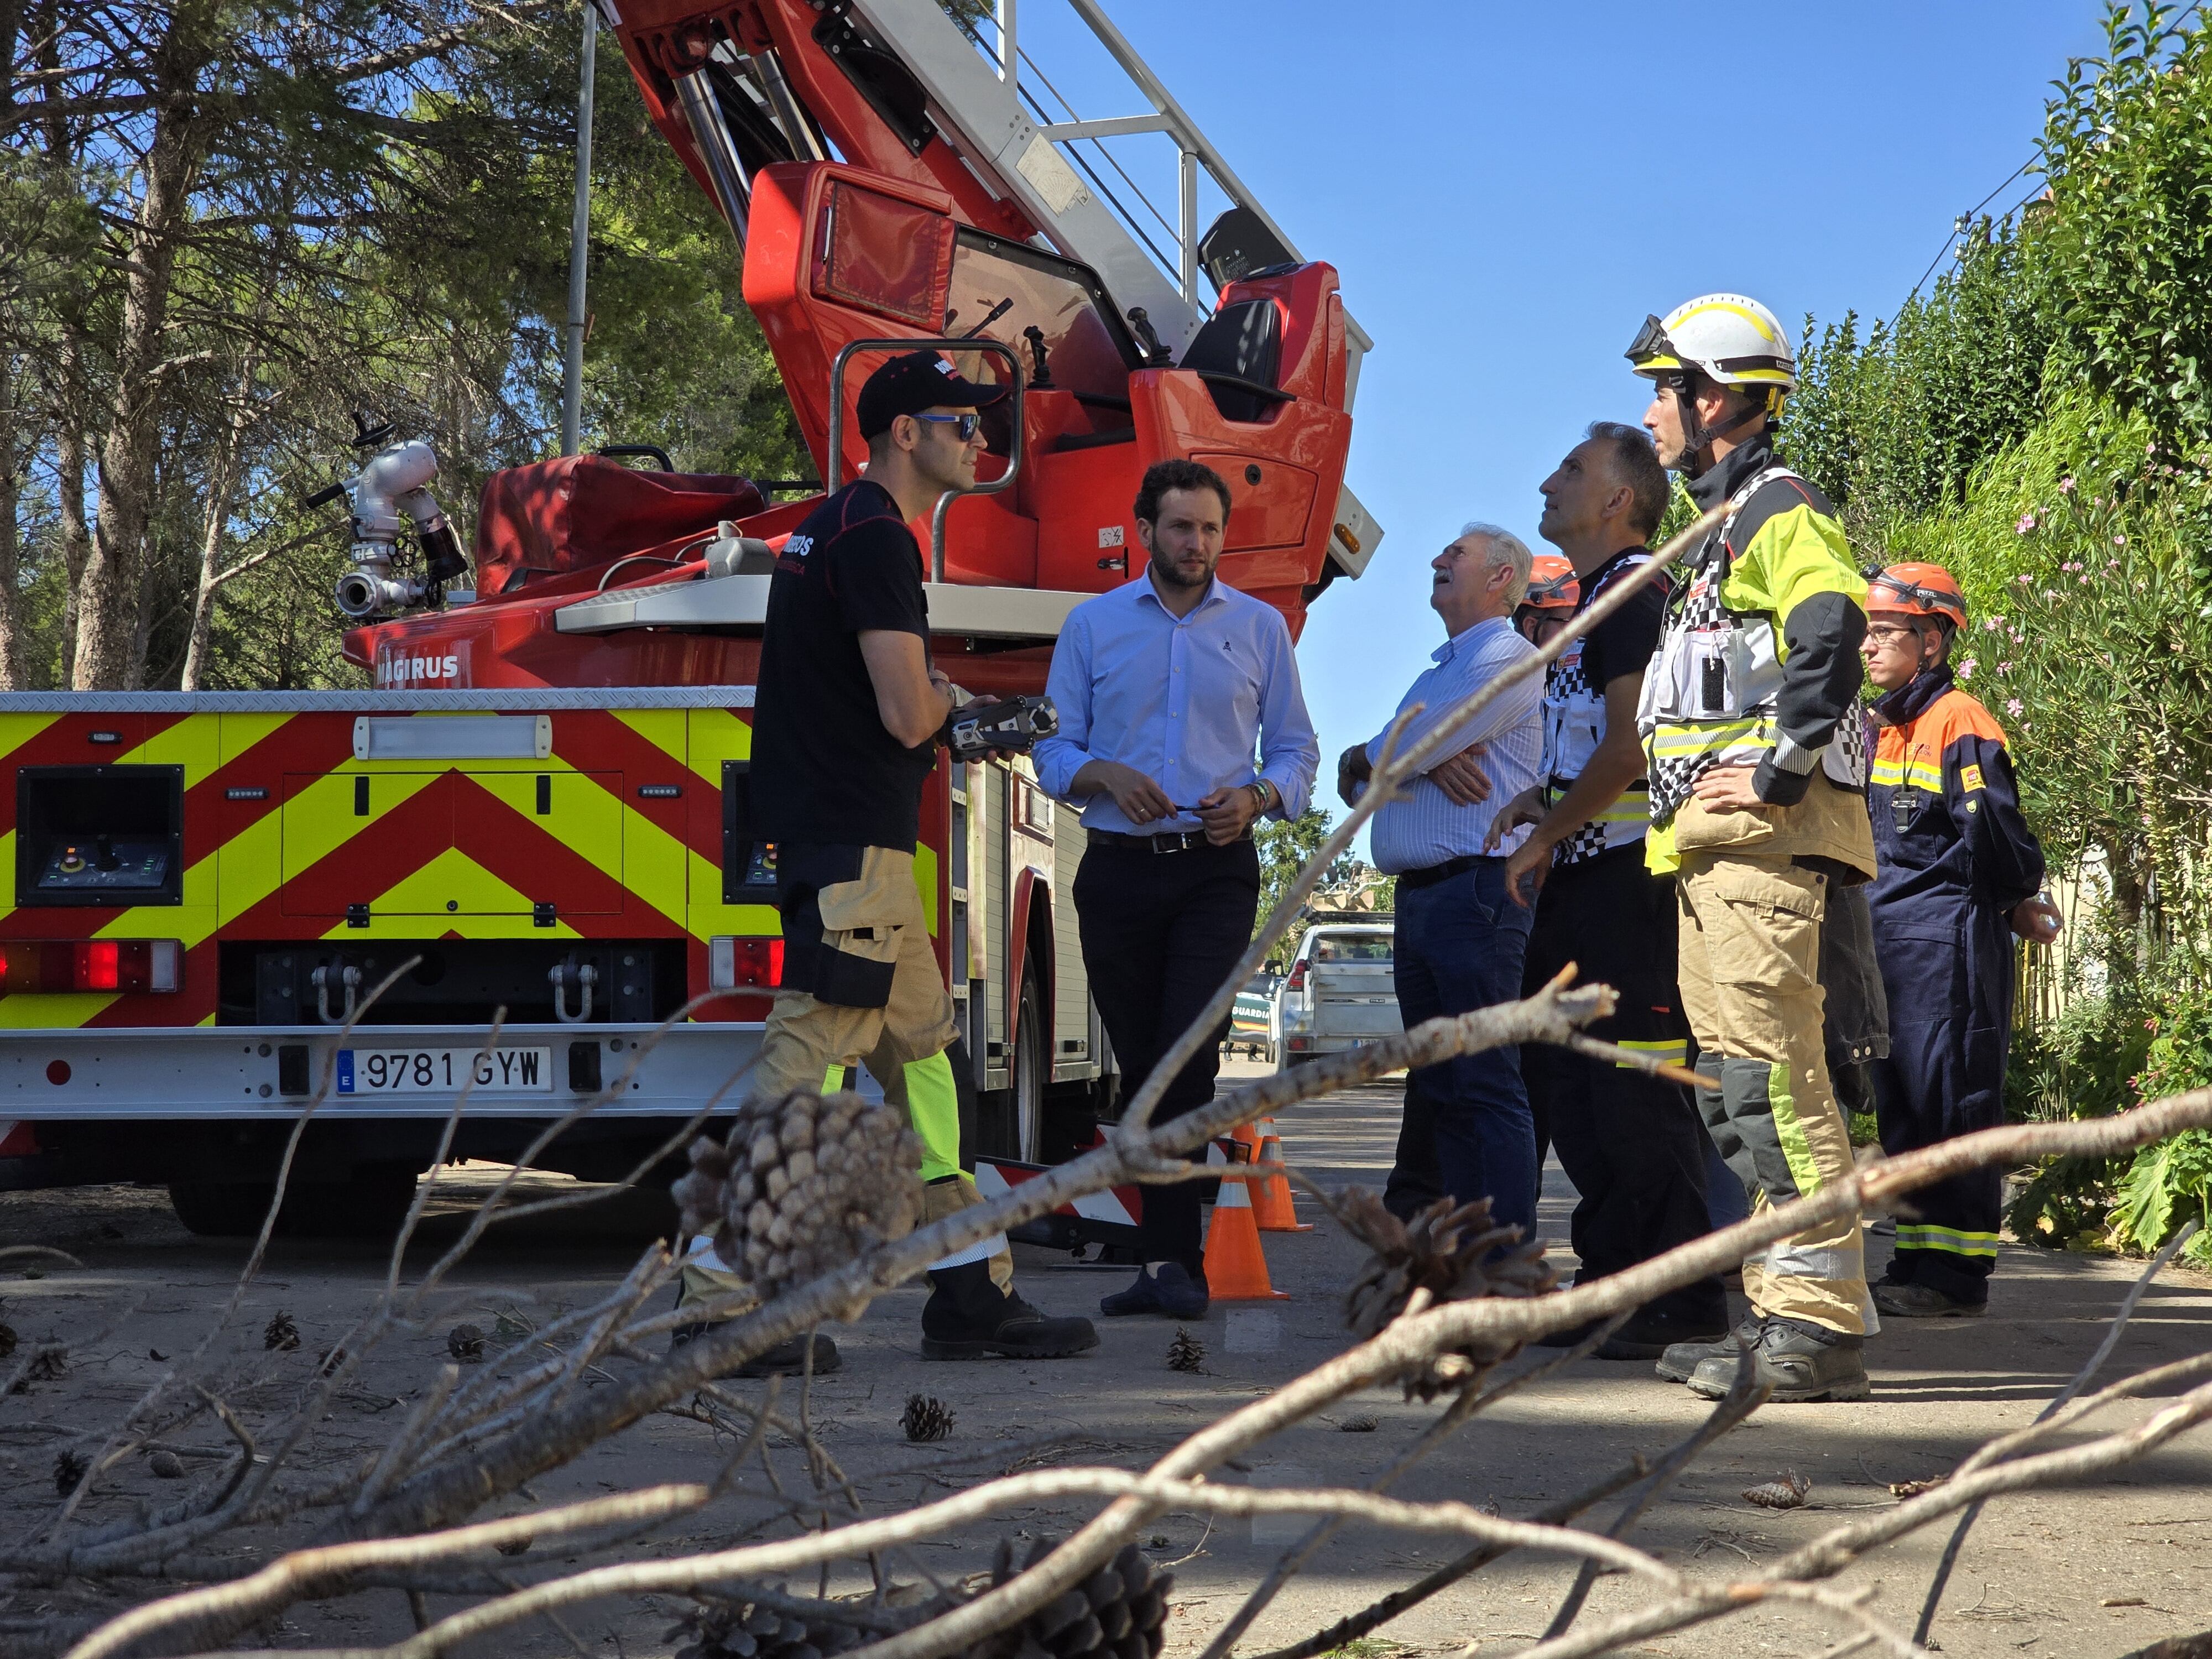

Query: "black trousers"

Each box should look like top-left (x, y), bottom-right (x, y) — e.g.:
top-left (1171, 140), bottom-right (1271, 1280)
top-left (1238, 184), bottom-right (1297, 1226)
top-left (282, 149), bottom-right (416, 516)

top-left (1520, 844), bottom-right (1726, 1327)
top-left (1074, 837), bottom-right (1261, 1276)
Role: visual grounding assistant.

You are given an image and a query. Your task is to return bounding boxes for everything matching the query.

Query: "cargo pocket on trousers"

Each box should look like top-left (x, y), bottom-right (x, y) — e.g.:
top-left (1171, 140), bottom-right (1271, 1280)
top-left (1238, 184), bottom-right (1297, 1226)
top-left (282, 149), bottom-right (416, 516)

top-left (811, 873), bottom-right (907, 1011)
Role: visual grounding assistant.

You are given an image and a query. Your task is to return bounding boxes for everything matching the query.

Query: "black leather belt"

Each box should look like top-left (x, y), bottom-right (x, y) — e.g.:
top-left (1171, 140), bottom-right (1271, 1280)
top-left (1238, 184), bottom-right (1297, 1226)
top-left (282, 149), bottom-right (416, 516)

top-left (1395, 852), bottom-right (1504, 891)
top-left (1088, 828), bottom-right (1251, 854)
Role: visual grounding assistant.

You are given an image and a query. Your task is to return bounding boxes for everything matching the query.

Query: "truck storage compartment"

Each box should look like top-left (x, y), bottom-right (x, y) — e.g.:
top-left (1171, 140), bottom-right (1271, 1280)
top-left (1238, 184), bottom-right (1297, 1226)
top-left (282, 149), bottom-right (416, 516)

top-left (15, 765), bottom-right (185, 907)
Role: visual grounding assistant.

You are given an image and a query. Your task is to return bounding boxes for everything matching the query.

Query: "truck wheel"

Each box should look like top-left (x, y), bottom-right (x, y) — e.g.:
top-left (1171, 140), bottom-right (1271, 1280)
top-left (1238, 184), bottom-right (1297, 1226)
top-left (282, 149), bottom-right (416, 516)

top-left (168, 1182), bottom-right (279, 1238)
top-left (306, 1164), bottom-right (421, 1239)
top-left (1012, 963), bottom-right (1046, 1164)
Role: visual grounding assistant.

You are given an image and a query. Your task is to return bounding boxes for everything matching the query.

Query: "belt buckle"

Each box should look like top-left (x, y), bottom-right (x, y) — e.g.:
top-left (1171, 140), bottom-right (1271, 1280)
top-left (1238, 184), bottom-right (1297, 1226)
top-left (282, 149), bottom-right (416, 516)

top-left (1151, 832), bottom-right (1185, 854)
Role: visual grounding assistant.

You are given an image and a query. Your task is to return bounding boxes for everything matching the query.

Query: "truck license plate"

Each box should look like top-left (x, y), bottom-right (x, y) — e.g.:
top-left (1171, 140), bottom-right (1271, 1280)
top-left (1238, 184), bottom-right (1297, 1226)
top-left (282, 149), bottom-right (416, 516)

top-left (336, 1047), bottom-right (556, 1095)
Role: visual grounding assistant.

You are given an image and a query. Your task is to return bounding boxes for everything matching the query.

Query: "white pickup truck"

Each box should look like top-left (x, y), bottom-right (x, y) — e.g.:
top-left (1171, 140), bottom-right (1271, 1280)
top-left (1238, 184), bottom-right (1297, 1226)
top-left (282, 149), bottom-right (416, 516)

top-left (1273, 922), bottom-right (1401, 1067)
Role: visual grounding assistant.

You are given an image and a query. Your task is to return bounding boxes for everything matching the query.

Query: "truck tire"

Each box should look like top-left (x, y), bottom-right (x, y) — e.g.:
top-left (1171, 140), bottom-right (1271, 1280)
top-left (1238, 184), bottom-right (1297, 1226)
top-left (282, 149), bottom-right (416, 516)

top-left (168, 1165), bottom-right (420, 1240)
top-left (168, 1181), bottom-right (280, 1238)
top-left (1012, 963), bottom-right (1046, 1164)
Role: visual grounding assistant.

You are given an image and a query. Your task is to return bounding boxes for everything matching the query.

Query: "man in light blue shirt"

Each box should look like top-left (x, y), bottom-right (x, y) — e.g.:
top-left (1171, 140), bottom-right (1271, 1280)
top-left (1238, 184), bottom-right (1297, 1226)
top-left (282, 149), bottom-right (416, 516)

top-left (1337, 523), bottom-right (1545, 1239)
top-left (1035, 458), bottom-right (1318, 1319)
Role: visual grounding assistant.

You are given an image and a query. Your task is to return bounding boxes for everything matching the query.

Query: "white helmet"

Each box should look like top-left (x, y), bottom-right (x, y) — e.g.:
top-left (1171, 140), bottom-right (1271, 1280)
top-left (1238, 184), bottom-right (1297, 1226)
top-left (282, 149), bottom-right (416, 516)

top-left (1626, 294), bottom-right (1797, 394)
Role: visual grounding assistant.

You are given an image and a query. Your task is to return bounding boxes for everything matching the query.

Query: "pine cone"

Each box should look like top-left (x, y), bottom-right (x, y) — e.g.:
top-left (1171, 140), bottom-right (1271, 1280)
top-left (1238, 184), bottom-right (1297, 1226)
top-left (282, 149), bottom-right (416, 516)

top-left (977, 1537), bottom-right (1172, 1659)
top-left (685, 1091), bottom-right (925, 1317)
top-left (1743, 1472), bottom-right (1811, 1510)
top-left (1338, 1188), bottom-right (1555, 1401)
top-left (149, 1449), bottom-right (185, 1479)
top-left (1165, 1328), bottom-right (1204, 1374)
top-left (22, 1348), bottom-right (65, 1383)
top-left (667, 1595), bottom-right (865, 1659)
top-left (263, 1311), bottom-right (300, 1352)
top-left (447, 1323), bottom-right (486, 1363)
top-left (54, 1448), bottom-right (87, 1495)
top-left (902, 1392), bottom-right (955, 1443)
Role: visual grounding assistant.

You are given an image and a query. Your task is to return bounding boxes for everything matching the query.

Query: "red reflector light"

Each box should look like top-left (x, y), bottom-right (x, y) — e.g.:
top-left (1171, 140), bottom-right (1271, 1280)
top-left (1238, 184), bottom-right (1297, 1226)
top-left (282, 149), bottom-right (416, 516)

top-left (0, 940), bottom-right (181, 994)
top-left (1286, 961), bottom-right (1307, 992)
top-left (709, 935), bottom-right (783, 990)
top-left (77, 940), bottom-right (119, 991)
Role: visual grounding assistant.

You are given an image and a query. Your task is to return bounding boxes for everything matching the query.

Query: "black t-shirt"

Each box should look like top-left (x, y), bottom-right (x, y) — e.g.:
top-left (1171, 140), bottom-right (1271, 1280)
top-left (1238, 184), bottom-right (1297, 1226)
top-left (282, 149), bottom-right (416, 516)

top-left (1577, 546), bottom-right (1666, 690)
top-left (751, 481), bottom-right (937, 852)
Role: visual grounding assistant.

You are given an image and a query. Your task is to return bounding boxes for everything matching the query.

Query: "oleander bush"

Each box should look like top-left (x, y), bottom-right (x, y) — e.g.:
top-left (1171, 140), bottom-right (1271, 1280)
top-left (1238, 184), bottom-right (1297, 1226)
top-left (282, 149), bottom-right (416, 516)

top-left (1782, 0), bottom-right (2212, 1258)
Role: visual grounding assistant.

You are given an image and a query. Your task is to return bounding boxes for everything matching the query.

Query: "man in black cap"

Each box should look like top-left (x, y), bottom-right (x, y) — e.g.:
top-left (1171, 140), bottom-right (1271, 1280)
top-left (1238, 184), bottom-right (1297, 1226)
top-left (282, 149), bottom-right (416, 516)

top-left (675, 351), bottom-right (1097, 1366)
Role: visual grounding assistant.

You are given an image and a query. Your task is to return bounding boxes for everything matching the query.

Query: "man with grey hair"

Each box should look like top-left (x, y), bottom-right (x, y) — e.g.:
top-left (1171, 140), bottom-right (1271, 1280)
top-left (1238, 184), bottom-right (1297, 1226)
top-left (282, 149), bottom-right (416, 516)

top-left (1338, 521), bottom-right (1545, 1238)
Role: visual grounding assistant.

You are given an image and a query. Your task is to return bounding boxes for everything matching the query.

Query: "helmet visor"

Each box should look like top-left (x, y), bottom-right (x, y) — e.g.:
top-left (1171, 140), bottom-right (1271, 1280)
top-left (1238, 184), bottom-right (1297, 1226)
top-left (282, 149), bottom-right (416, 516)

top-left (1625, 313), bottom-right (1674, 366)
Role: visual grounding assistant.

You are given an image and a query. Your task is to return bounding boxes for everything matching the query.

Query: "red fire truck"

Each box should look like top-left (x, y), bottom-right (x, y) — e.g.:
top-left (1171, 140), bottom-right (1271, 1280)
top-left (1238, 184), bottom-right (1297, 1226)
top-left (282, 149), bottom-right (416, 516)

top-left (0, 0), bottom-right (1380, 1237)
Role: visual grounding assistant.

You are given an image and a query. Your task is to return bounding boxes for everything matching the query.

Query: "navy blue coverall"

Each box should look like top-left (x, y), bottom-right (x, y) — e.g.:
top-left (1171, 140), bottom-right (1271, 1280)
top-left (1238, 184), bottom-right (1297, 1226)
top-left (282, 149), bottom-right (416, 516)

top-left (1867, 666), bottom-right (2046, 1305)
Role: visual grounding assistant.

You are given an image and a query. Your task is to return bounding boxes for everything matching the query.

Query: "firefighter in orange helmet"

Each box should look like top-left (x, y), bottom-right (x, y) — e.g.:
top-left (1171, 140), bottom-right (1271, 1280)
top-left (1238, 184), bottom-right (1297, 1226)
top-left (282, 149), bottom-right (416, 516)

top-left (1514, 555), bottom-right (1579, 647)
top-left (1862, 562), bottom-right (2060, 1318)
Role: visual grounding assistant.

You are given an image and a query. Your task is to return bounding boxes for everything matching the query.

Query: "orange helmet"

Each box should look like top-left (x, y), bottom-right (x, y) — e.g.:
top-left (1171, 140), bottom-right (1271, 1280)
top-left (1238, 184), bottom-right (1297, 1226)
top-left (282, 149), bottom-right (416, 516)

top-left (1867, 562), bottom-right (1966, 628)
top-left (1522, 555), bottom-right (1580, 614)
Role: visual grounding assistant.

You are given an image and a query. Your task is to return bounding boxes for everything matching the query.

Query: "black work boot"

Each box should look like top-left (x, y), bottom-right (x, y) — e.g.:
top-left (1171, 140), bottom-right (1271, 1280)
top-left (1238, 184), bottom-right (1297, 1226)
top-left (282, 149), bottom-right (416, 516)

top-left (1687, 1315), bottom-right (1870, 1403)
top-left (1655, 1310), bottom-right (1761, 1384)
top-left (1872, 1280), bottom-right (1987, 1318)
top-left (921, 1260), bottom-right (1099, 1360)
top-left (1595, 1306), bottom-right (1732, 1362)
top-left (670, 1323), bottom-right (842, 1379)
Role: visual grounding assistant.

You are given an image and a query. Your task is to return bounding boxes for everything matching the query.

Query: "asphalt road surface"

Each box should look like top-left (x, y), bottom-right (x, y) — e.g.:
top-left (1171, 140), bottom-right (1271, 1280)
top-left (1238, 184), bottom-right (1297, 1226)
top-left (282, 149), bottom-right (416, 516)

top-left (2, 1063), bottom-right (2209, 1657)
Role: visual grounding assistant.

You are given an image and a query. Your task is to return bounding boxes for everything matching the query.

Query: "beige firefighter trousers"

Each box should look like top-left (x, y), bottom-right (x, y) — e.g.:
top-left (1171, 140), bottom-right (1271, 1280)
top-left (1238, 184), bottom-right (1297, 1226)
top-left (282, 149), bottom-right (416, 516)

top-left (1677, 849), bottom-right (1870, 1336)
top-left (678, 847), bottom-right (1008, 1312)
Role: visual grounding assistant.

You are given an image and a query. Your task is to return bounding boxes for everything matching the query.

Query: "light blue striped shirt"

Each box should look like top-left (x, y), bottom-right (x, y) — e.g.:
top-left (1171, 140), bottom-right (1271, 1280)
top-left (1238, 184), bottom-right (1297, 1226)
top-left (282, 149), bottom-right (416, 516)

top-left (1363, 616), bottom-right (1543, 874)
top-left (1033, 572), bottom-right (1318, 834)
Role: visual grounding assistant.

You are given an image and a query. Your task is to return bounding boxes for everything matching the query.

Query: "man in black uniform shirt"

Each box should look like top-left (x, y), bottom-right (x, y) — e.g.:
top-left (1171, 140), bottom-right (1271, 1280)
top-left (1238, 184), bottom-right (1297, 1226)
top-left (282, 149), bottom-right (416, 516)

top-left (677, 351), bottom-right (1095, 1366)
top-left (1486, 422), bottom-right (1729, 1360)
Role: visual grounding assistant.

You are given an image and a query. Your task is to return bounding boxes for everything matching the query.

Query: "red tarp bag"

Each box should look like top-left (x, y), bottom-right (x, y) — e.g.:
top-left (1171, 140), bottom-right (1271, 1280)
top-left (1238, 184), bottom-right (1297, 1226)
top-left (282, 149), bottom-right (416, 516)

top-left (473, 455), bottom-right (766, 595)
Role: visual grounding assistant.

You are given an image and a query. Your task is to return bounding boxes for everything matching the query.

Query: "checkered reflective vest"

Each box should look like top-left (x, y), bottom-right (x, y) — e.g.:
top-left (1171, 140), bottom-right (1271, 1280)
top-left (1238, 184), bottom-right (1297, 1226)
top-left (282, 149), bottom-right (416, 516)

top-left (1639, 466), bottom-right (1867, 828)
top-left (1540, 553), bottom-right (1655, 867)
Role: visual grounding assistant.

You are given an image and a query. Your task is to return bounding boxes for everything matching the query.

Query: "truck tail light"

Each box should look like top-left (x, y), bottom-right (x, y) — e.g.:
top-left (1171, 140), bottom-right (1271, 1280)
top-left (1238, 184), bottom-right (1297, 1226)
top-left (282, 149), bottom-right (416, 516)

top-left (0, 940), bottom-right (181, 994)
top-left (1286, 960), bottom-right (1307, 993)
top-left (708, 936), bottom-right (783, 990)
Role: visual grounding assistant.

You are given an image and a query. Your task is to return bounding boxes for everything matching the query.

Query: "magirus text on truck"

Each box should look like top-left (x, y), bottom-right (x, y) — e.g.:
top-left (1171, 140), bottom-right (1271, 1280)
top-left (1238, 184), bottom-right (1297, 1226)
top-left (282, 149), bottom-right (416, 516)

top-left (0, 0), bottom-right (1376, 1238)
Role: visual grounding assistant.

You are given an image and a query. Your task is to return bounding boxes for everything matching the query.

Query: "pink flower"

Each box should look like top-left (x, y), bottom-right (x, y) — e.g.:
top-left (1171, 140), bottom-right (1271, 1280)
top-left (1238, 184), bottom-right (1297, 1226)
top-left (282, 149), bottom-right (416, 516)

top-left (2016, 572), bottom-right (2033, 586)
top-left (2006, 698), bottom-right (2025, 717)
top-left (1983, 615), bottom-right (2002, 631)
top-left (2016, 513), bottom-right (2037, 534)
top-left (2115, 534), bottom-right (2127, 546)
top-left (1958, 657), bottom-right (1977, 679)
top-left (1998, 661), bottom-right (2013, 673)
top-left (2079, 572), bottom-right (2091, 584)
top-left (2059, 476), bottom-right (2076, 493)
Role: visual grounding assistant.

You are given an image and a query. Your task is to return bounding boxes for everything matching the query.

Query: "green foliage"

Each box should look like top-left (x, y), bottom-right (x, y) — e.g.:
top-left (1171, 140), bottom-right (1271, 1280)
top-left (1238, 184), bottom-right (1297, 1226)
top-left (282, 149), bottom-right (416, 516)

top-left (2039, 2), bottom-right (2212, 450)
top-left (1791, 2), bottom-right (2212, 1259)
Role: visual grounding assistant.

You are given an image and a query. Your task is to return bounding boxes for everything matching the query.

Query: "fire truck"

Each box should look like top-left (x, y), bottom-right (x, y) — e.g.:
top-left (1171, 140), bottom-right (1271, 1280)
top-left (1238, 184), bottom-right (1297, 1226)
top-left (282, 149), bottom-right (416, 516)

top-left (0, 0), bottom-right (1380, 1238)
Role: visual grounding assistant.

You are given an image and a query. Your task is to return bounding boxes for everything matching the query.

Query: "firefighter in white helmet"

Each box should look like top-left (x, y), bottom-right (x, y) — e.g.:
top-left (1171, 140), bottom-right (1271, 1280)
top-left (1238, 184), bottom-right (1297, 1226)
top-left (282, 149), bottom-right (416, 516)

top-left (1627, 294), bottom-right (1882, 1403)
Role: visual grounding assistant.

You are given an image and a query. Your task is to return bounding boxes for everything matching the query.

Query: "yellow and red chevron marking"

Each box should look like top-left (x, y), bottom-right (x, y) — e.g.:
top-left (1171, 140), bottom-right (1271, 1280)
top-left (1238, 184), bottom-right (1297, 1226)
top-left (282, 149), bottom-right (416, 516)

top-left (0, 705), bottom-right (797, 1029)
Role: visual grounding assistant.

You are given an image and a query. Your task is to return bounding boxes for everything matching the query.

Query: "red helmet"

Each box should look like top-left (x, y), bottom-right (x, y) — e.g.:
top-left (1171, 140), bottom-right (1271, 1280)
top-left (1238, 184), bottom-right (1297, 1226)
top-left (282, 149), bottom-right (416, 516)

top-left (1522, 554), bottom-right (1580, 614)
top-left (1867, 562), bottom-right (1966, 628)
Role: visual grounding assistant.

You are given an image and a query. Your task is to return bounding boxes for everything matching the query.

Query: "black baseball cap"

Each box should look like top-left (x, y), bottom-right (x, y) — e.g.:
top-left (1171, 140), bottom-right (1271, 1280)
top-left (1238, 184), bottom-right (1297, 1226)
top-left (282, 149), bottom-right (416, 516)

top-left (856, 349), bottom-right (1010, 441)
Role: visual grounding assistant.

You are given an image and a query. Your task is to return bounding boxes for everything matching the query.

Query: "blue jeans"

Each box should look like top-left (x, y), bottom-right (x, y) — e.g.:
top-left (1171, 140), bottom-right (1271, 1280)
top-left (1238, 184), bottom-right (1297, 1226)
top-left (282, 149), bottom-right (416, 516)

top-left (1392, 860), bottom-right (1538, 1239)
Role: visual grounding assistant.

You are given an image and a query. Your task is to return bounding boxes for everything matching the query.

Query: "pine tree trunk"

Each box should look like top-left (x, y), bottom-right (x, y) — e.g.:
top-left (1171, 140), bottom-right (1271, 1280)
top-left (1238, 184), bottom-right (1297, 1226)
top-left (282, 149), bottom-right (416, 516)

top-left (0, 351), bottom-right (28, 689)
top-left (72, 80), bottom-right (205, 688)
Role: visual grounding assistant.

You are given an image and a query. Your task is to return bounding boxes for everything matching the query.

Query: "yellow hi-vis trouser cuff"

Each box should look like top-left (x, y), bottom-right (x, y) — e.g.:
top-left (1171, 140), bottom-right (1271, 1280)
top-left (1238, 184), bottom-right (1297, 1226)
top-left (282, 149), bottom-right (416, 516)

top-left (677, 1048), bottom-right (1012, 1311)
top-left (1895, 1224), bottom-right (2000, 1258)
top-left (1676, 850), bottom-right (1870, 1337)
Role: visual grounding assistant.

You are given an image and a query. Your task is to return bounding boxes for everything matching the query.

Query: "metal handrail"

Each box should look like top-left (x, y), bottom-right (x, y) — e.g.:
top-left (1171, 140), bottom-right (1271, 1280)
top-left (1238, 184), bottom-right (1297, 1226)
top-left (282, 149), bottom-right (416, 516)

top-left (825, 336), bottom-right (1025, 583)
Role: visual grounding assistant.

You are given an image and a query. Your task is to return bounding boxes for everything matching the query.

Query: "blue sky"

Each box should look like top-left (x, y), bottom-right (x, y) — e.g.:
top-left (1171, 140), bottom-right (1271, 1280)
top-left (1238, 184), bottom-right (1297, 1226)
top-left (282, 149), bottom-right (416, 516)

top-left (1019, 0), bottom-right (2113, 856)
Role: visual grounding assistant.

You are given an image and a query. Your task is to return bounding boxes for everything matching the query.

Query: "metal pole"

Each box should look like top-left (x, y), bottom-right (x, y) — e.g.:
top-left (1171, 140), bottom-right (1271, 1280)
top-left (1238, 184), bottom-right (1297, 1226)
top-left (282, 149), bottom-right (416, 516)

top-left (560, 3), bottom-right (597, 457)
top-left (1178, 147), bottom-right (1197, 305)
top-left (674, 68), bottom-right (754, 247)
top-left (994, 0), bottom-right (1016, 80)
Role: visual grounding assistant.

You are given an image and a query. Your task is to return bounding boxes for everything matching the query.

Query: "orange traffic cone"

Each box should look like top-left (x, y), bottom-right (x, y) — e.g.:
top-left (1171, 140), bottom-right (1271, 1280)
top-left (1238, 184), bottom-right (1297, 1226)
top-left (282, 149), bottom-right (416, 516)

top-left (1252, 1129), bottom-right (1311, 1232)
top-left (1203, 1147), bottom-right (1288, 1301)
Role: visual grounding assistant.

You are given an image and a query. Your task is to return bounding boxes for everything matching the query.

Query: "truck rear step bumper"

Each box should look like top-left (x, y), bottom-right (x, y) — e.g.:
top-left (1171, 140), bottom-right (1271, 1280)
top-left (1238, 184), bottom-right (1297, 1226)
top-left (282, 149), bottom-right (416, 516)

top-left (0, 1022), bottom-right (769, 1120)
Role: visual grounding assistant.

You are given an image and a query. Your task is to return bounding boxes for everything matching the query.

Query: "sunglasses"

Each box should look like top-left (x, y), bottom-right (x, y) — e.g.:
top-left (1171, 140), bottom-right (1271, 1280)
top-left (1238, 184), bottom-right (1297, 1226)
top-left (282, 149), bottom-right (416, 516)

top-left (911, 412), bottom-right (982, 440)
